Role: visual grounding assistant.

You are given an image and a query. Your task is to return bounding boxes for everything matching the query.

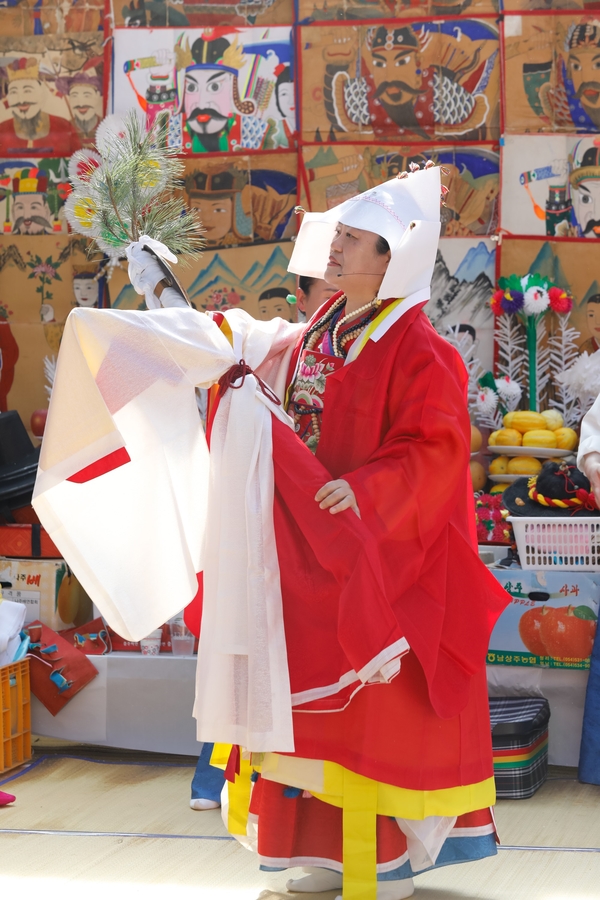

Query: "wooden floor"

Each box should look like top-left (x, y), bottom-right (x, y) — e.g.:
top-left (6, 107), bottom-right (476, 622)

top-left (0, 747), bottom-right (599, 900)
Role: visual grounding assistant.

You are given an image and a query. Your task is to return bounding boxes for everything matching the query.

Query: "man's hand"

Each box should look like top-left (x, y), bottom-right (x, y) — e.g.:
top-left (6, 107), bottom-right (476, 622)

top-left (582, 451), bottom-right (600, 508)
top-left (315, 479), bottom-right (360, 517)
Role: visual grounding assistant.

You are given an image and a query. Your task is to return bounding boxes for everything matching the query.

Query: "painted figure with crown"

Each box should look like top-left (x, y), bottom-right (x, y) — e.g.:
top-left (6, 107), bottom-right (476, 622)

top-left (0, 58), bottom-right (78, 157)
top-left (35, 128), bottom-right (510, 900)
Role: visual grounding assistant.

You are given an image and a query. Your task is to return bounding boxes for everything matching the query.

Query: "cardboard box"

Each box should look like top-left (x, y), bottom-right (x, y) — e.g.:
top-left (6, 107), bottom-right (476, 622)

top-left (0, 558), bottom-right (92, 631)
top-left (488, 569), bottom-right (600, 670)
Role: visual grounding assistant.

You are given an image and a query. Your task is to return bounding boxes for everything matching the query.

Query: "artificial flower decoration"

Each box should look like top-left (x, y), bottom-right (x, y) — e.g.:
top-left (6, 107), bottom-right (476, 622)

top-left (475, 494), bottom-right (513, 544)
top-left (500, 289), bottom-right (523, 314)
top-left (548, 286), bottom-right (573, 314)
top-left (523, 285), bottom-right (549, 316)
top-left (495, 376), bottom-right (522, 406)
top-left (489, 273), bottom-right (576, 413)
top-left (475, 386), bottom-right (498, 417)
top-left (490, 289), bottom-right (504, 316)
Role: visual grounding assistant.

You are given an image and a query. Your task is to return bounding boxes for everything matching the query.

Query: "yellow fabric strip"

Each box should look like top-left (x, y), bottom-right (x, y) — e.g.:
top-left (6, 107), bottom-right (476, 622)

top-left (210, 742), bottom-right (232, 769)
top-left (314, 761), bottom-right (496, 820)
top-left (349, 298), bottom-right (404, 360)
top-left (227, 758), bottom-right (253, 836)
top-left (342, 768), bottom-right (378, 900)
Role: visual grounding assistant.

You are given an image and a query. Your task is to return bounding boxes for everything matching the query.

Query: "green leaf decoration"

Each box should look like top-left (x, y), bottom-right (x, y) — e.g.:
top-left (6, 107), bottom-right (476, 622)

top-left (478, 370), bottom-right (497, 392)
top-left (573, 605), bottom-right (598, 621)
top-left (67, 111), bottom-right (204, 261)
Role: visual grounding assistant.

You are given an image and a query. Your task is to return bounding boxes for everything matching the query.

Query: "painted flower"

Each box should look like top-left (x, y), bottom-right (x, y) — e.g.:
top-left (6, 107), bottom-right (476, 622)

top-left (523, 285), bottom-right (550, 316)
top-left (500, 290), bottom-right (524, 314)
top-left (475, 386), bottom-right (498, 416)
top-left (32, 263), bottom-right (57, 278)
top-left (495, 376), bottom-right (522, 406)
top-left (548, 286), bottom-right (573, 314)
top-left (490, 290), bottom-right (504, 316)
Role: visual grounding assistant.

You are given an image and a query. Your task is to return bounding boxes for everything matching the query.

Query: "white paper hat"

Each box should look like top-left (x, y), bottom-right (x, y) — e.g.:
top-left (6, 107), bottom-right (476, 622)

top-left (288, 165), bottom-right (442, 305)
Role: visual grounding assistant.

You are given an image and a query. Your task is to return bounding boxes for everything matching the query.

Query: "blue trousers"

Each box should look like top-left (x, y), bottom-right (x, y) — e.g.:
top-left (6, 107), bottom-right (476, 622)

top-left (579, 623), bottom-right (600, 784)
top-left (191, 742), bottom-right (226, 802)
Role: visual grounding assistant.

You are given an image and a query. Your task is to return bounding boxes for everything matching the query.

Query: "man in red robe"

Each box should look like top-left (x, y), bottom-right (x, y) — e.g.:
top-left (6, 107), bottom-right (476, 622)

top-left (193, 166), bottom-right (510, 899)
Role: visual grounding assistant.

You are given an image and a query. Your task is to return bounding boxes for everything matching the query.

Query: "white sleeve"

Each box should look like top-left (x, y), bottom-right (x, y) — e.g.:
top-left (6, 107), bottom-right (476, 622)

top-left (578, 393), bottom-right (600, 470)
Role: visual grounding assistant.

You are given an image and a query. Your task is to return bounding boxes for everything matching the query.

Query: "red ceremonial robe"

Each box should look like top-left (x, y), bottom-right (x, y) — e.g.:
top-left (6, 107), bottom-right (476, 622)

top-left (191, 294), bottom-right (509, 794)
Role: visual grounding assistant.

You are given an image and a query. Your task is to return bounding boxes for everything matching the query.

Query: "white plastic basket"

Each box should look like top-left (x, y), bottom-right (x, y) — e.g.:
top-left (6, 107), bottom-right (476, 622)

top-left (507, 516), bottom-right (600, 571)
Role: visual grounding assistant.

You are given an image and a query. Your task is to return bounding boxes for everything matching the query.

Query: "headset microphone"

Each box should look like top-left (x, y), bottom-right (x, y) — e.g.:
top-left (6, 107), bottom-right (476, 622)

top-left (336, 272), bottom-right (383, 277)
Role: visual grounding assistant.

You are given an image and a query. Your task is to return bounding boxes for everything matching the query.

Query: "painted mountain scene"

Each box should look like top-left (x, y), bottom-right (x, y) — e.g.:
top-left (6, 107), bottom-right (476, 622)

top-left (425, 238), bottom-right (496, 372)
top-left (108, 241), bottom-right (296, 321)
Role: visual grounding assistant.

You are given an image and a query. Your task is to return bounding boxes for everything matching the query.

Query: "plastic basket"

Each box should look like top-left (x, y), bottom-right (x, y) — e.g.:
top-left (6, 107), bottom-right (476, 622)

top-left (507, 516), bottom-right (600, 571)
top-left (0, 659), bottom-right (31, 774)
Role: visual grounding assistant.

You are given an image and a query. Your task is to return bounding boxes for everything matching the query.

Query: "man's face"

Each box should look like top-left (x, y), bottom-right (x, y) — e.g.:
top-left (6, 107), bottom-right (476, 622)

top-left (12, 193), bottom-right (52, 234)
top-left (7, 78), bottom-right (44, 121)
top-left (188, 195), bottom-right (233, 243)
top-left (68, 84), bottom-right (101, 123)
top-left (568, 45), bottom-right (600, 118)
top-left (184, 69), bottom-right (234, 135)
top-left (369, 40), bottom-right (422, 122)
top-left (277, 82), bottom-right (295, 120)
top-left (72, 277), bottom-right (99, 307)
top-left (572, 178), bottom-right (600, 237)
top-left (258, 296), bottom-right (293, 321)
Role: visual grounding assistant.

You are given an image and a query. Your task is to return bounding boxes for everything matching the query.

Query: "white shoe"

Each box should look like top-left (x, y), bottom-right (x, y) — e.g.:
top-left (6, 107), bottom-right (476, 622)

top-left (190, 798), bottom-right (220, 810)
top-left (334, 876), bottom-right (414, 900)
top-left (286, 867), bottom-right (343, 892)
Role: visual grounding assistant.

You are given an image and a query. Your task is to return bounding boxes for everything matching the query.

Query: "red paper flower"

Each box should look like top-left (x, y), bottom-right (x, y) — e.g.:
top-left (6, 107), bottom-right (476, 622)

top-left (548, 286), bottom-right (573, 314)
top-left (490, 289), bottom-right (504, 316)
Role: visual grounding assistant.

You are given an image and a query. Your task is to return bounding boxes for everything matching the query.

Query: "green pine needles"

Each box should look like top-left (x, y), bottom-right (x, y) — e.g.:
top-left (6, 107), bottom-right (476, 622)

top-left (65, 112), bottom-right (204, 261)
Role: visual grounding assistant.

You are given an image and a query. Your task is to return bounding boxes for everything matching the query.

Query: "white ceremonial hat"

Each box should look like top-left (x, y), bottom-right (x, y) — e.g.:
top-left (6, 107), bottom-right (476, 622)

top-left (288, 164), bottom-right (442, 304)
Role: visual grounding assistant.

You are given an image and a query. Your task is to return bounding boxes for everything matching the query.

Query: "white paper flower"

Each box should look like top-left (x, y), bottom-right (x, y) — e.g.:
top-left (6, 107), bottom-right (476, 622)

top-left (476, 386), bottom-right (498, 416)
top-left (523, 286), bottom-right (550, 316)
top-left (495, 376), bottom-right (522, 406)
top-left (557, 350), bottom-right (600, 412)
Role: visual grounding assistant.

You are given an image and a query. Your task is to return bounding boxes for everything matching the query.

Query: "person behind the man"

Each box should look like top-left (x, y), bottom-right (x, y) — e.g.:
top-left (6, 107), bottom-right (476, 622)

top-left (9, 167), bottom-right (54, 235)
top-left (296, 275), bottom-right (338, 323)
top-left (0, 58), bottom-right (77, 156)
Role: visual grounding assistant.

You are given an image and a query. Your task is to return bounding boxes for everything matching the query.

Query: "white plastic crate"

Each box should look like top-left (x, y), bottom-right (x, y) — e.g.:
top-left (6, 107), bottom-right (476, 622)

top-left (507, 517), bottom-right (600, 571)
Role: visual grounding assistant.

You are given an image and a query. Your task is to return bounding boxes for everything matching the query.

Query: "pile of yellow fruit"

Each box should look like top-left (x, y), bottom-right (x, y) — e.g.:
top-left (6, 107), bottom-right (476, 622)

top-left (488, 410), bottom-right (578, 478)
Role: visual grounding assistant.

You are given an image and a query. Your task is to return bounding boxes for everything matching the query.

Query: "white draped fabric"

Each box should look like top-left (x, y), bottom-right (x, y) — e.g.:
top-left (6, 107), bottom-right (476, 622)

top-left (33, 305), bottom-right (302, 752)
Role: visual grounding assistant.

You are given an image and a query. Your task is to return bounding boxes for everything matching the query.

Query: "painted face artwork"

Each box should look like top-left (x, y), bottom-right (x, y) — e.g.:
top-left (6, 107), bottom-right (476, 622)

top-left (568, 43), bottom-right (600, 126)
top-left (68, 83), bottom-right (102, 125)
top-left (572, 180), bottom-right (600, 237)
top-left (258, 293), bottom-right (294, 321)
top-left (12, 193), bottom-right (52, 234)
top-left (183, 69), bottom-right (235, 135)
top-left (276, 82), bottom-right (295, 120)
top-left (369, 42), bottom-right (422, 124)
top-left (72, 276), bottom-right (100, 307)
top-left (188, 195), bottom-right (234, 243)
top-left (7, 78), bottom-right (44, 122)
top-left (587, 299), bottom-right (600, 338)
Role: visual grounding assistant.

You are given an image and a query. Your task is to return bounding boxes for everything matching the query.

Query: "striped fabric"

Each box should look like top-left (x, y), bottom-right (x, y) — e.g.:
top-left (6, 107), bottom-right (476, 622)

top-left (489, 698), bottom-right (550, 799)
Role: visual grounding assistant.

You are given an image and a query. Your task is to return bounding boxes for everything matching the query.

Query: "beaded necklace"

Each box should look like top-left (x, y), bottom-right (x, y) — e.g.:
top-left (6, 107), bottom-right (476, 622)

top-left (303, 293), bottom-right (382, 358)
top-left (292, 294), bottom-right (383, 448)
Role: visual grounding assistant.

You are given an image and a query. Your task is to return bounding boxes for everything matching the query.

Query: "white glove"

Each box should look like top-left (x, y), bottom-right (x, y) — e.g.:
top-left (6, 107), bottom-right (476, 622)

top-left (126, 236), bottom-right (187, 310)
